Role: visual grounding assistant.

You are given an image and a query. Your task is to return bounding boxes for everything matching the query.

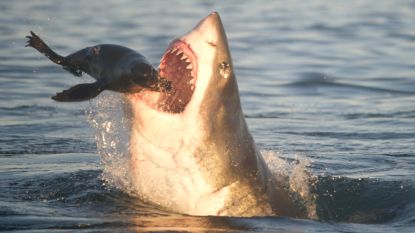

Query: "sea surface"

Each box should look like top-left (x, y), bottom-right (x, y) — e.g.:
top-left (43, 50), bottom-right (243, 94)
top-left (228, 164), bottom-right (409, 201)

top-left (1, 1), bottom-right (415, 232)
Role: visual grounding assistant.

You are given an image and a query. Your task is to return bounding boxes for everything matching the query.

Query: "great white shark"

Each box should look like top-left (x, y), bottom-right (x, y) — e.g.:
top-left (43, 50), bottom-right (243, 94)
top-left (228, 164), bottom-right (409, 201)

top-left (123, 12), bottom-right (305, 217)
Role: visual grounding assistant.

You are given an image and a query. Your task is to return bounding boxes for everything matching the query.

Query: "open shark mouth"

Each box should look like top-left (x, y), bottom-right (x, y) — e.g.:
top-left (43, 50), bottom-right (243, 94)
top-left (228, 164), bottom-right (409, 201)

top-left (135, 40), bottom-right (197, 113)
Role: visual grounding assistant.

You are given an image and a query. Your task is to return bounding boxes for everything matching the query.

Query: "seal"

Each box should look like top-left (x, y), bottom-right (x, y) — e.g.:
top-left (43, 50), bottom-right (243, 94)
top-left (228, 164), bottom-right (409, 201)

top-left (123, 12), bottom-right (306, 217)
top-left (26, 31), bottom-right (171, 101)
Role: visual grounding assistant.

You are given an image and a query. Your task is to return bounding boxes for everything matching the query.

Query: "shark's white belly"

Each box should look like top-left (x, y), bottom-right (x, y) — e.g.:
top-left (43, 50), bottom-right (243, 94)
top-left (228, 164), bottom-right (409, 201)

top-left (129, 121), bottom-right (232, 215)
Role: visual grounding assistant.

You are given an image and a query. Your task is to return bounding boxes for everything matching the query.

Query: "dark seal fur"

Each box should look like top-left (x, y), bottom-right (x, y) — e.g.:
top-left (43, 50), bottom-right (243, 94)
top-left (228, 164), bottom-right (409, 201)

top-left (26, 31), bottom-right (170, 101)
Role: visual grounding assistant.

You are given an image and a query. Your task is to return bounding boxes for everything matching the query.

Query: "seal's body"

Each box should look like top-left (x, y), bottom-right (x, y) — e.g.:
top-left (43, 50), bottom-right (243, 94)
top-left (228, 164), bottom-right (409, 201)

top-left (26, 31), bottom-right (170, 101)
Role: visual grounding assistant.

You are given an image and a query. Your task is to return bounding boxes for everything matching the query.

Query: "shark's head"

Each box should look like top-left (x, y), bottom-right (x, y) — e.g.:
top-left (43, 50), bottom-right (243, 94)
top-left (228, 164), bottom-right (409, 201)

top-left (124, 12), bottom-right (268, 216)
top-left (128, 12), bottom-right (240, 117)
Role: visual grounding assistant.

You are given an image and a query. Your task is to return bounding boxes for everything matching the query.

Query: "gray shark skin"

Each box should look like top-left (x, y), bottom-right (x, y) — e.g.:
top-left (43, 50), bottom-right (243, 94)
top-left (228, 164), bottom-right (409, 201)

top-left (123, 12), bottom-right (305, 217)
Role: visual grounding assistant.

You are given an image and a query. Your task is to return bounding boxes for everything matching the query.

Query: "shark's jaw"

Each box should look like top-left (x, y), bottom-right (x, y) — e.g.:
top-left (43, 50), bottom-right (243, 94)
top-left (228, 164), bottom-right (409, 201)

top-left (129, 12), bottom-right (232, 116)
top-left (136, 39), bottom-right (198, 113)
top-left (123, 12), bottom-right (281, 217)
top-left (157, 39), bottom-right (197, 113)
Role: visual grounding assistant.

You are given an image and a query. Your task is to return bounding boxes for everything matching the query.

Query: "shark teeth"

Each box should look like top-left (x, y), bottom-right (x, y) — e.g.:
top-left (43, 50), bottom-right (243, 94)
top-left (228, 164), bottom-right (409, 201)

top-left (158, 44), bottom-right (196, 91)
top-left (160, 53), bottom-right (167, 62)
top-left (158, 62), bottom-right (165, 69)
top-left (180, 53), bottom-right (188, 60)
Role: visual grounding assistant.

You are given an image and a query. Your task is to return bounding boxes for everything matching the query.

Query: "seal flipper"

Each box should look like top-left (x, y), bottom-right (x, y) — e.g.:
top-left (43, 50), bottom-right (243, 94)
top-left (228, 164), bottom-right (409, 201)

top-left (26, 31), bottom-right (85, 77)
top-left (52, 81), bottom-right (106, 102)
top-left (26, 31), bottom-right (68, 66)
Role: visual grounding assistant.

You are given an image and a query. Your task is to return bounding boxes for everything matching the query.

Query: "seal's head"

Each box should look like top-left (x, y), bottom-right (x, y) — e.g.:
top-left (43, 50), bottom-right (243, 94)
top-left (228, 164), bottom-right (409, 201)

top-left (131, 63), bottom-right (172, 92)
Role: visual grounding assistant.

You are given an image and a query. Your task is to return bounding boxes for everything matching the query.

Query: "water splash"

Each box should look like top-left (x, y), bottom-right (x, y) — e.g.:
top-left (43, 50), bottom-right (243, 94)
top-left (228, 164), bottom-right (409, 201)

top-left (85, 92), bottom-right (133, 194)
top-left (261, 150), bottom-right (317, 219)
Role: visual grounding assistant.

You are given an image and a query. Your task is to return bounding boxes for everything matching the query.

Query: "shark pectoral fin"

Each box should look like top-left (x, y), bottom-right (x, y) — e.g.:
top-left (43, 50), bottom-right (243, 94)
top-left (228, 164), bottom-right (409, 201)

top-left (52, 81), bottom-right (105, 102)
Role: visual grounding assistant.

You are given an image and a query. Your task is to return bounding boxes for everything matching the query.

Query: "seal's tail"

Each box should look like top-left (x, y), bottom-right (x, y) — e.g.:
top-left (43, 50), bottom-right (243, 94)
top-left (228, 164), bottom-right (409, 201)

top-left (26, 31), bottom-right (68, 66)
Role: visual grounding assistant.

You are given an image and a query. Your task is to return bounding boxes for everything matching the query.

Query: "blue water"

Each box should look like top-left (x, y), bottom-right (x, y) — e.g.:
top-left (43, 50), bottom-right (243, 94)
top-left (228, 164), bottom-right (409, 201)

top-left (1, 1), bottom-right (415, 232)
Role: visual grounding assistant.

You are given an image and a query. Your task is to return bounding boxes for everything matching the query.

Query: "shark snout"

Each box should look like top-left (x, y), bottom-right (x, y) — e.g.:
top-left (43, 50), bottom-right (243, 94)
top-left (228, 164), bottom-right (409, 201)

top-left (191, 12), bottom-right (223, 45)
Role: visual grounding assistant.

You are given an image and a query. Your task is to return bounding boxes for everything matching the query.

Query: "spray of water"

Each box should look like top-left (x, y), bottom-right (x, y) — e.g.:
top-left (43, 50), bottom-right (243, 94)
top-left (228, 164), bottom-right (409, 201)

top-left (261, 150), bottom-right (318, 219)
top-left (85, 92), bottom-right (134, 194)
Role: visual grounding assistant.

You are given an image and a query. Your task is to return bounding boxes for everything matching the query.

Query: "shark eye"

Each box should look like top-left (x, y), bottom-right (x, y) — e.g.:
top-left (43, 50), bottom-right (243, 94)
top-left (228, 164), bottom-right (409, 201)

top-left (219, 62), bottom-right (231, 79)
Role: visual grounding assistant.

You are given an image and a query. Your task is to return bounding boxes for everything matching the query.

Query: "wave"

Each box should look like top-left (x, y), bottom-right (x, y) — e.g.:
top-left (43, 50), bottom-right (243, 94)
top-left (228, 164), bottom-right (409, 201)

top-left (0, 135), bottom-right (95, 156)
top-left (285, 72), bottom-right (415, 95)
top-left (246, 111), bottom-right (415, 120)
top-left (281, 131), bottom-right (415, 140)
top-left (0, 105), bottom-right (83, 117)
top-left (262, 150), bottom-right (415, 223)
top-left (313, 176), bottom-right (414, 223)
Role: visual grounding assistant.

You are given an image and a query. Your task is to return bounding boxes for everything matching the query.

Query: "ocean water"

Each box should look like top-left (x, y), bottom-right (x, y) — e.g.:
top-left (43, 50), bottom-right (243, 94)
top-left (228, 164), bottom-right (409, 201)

top-left (1, 0), bottom-right (415, 232)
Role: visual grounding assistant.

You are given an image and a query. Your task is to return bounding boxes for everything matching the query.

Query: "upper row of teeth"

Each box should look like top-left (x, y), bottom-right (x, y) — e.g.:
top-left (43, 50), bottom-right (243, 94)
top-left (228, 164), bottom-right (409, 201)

top-left (168, 48), bottom-right (192, 70)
